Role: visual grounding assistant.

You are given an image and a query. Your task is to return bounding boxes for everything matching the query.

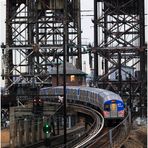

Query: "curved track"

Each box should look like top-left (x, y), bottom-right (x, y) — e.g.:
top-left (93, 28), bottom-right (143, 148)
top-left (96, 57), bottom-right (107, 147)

top-left (26, 103), bottom-right (104, 148)
top-left (73, 105), bottom-right (104, 148)
top-left (60, 104), bottom-right (104, 148)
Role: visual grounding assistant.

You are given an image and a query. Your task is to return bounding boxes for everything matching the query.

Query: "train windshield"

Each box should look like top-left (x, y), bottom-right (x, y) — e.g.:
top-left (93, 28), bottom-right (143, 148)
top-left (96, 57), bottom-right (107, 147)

top-left (104, 104), bottom-right (110, 111)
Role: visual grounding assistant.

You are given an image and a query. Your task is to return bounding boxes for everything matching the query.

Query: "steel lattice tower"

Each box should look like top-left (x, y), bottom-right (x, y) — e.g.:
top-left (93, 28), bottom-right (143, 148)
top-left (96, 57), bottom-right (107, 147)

top-left (2, 0), bottom-right (82, 97)
top-left (93, 0), bottom-right (147, 115)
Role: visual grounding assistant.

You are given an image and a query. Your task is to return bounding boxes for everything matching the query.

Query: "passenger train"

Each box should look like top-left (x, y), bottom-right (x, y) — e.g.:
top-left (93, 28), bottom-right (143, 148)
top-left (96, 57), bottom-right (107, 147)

top-left (40, 86), bottom-right (125, 122)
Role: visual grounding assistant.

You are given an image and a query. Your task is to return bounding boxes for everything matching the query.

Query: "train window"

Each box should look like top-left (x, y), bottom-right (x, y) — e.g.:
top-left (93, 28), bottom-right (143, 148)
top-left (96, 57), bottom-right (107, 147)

top-left (77, 89), bottom-right (80, 96)
top-left (104, 104), bottom-right (110, 111)
top-left (73, 90), bottom-right (75, 97)
top-left (93, 93), bottom-right (95, 103)
top-left (86, 91), bottom-right (89, 101)
top-left (90, 92), bottom-right (92, 102)
top-left (95, 94), bottom-right (98, 103)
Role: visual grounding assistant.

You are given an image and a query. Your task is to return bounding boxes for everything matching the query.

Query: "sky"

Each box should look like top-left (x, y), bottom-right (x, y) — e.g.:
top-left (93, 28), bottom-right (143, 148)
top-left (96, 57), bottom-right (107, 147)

top-left (0, 1), bottom-right (6, 87)
top-left (0, 0), bottom-right (147, 87)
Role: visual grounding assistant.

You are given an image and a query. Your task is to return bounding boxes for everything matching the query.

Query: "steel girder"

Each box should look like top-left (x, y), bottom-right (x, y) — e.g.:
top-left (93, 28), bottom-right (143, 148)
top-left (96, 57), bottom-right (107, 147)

top-left (93, 0), bottom-right (147, 116)
top-left (2, 0), bottom-right (82, 96)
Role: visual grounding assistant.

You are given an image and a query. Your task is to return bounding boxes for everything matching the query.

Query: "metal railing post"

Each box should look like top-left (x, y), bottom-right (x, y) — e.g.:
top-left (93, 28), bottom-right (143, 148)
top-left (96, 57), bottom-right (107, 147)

top-left (109, 129), bottom-right (113, 148)
top-left (128, 107), bottom-right (132, 124)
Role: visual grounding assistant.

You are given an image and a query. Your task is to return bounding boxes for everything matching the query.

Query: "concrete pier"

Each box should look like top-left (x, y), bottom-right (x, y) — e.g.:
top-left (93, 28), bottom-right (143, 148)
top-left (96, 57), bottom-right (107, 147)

top-left (9, 105), bottom-right (80, 147)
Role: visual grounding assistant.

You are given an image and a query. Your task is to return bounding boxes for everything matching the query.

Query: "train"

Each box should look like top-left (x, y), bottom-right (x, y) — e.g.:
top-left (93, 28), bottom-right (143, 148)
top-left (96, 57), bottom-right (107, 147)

top-left (40, 86), bottom-right (125, 122)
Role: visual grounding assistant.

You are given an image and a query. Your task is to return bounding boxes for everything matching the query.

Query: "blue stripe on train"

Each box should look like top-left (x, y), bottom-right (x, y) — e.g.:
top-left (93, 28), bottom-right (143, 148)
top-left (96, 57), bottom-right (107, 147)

top-left (104, 100), bottom-right (124, 111)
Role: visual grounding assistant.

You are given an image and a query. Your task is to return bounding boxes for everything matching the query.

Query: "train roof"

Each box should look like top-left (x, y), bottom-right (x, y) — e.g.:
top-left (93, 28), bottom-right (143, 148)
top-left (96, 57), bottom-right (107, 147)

top-left (66, 86), bottom-right (122, 102)
top-left (40, 86), bottom-right (122, 102)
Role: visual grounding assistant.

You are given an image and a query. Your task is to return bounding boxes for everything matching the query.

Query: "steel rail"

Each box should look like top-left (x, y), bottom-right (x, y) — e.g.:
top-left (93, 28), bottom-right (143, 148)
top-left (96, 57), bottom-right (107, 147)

top-left (23, 103), bottom-right (103, 148)
top-left (88, 112), bottom-right (131, 148)
top-left (72, 105), bottom-right (104, 148)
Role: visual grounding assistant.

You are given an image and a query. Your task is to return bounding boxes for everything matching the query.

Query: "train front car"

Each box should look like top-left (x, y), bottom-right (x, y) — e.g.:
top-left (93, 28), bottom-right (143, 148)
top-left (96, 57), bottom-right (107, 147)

top-left (103, 92), bottom-right (125, 124)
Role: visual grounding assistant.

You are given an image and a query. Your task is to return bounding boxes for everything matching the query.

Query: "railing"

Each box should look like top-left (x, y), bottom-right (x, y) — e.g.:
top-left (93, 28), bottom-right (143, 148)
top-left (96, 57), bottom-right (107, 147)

top-left (88, 109), bottom-right (131, 148)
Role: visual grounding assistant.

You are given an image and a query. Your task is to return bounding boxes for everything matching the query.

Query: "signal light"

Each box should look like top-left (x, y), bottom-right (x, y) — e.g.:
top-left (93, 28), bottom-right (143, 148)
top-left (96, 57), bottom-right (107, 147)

top-left (43, 123), bottom-right (51, 134)
top-left (33, 99), bottom-right (37, 105)
top-left (111, 100), bottom-right (116, 103)
top-left (32, 98), bottom-right (43, 114)
top-left (43, 123), bottom-right (51, 146)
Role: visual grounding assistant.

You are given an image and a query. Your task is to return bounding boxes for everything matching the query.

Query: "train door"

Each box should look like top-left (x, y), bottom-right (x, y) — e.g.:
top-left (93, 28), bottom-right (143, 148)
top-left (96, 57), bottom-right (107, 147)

top-left (110, 102), bottom-right (118, 117)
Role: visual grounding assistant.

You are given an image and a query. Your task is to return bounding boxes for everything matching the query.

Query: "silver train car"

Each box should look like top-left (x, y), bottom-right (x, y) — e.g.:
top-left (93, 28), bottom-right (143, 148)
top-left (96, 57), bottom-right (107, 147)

top-left (40, 86), bottom-right (125, 120)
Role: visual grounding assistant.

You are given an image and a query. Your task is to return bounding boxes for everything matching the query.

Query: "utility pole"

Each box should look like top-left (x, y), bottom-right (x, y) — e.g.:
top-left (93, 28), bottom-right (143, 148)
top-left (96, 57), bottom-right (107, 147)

top-left (63, 0), bottom-right (68, 146)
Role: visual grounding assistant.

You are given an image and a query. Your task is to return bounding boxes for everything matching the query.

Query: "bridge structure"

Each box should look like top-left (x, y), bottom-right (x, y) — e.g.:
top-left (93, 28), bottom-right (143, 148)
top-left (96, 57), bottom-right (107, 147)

top-left (8, 102), bottom-right (104, 148)
top-left (1, 0), bottom-right (147, 118)
top-left (1, 0), bottom-right (82, 96)
top-left (7, 101), bottom-right (131, 148)
top-left (92, 0), bottom-right (147, 116)
top-left (0, 0), bottom-right (146, 147)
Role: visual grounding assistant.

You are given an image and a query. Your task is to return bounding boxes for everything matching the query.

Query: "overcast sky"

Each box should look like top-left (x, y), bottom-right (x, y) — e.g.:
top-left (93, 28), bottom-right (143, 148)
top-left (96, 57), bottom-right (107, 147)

top-left (0, 0), bottom-right (147, 87)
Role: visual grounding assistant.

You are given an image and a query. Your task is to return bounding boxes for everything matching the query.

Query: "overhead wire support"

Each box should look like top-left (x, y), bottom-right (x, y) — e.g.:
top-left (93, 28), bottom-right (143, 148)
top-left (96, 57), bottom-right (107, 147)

top-left (63, 0), bottom-right (68, 146)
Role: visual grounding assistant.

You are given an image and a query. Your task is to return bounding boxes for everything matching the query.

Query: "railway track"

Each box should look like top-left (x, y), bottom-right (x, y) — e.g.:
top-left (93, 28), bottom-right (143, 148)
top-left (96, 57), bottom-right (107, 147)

top-left (86, 113), bottom-right (131, 148)
top-left (26, 103), bottom-right (104, 148)
top-left (60, 104), bottom-right (104, 148)
top-left (11, 102), bottom-right (130, 148)
top-left (87, 126), bottom-right (122, 148)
